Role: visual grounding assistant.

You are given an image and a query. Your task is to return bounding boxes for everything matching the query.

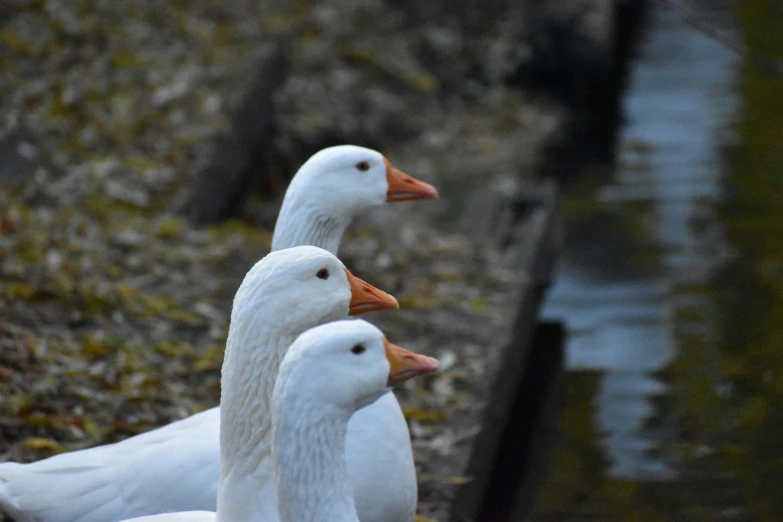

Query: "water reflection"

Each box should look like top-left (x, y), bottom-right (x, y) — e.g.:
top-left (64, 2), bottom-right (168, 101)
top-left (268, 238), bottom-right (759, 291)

top-left (542, 3), bottom-right (739, 483)
top-left (529, 0), bottom-right (783, 519)
top-left (544, 268), bottom-right (675, 478)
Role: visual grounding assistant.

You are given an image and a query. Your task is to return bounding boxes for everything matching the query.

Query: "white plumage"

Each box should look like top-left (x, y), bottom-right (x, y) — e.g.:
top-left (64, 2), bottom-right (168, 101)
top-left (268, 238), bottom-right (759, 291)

top-left (119, 320), bottom-right (438, 522)
top-left (0, 145), bottom-right (438, 522)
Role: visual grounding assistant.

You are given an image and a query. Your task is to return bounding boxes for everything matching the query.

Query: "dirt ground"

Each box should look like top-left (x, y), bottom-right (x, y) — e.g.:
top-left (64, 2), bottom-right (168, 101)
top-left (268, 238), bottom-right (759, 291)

top-left (0, 0), bottom-right (559, 519)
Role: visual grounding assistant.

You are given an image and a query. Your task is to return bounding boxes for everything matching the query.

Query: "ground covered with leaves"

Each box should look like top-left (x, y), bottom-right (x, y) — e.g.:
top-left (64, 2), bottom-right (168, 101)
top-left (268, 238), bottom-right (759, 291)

top-left (0, 0), bottom-right (558, 519)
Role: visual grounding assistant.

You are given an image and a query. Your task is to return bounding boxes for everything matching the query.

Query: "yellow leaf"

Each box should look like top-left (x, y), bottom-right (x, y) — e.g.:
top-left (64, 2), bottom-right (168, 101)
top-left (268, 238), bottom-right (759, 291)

top-left (421, 474), bottom-right (473, 485)
top-left (22, 437), bottom-right (69, 454)
top-left (434, 270), bottom-right (460, 282)
top-left (81, 335), bottom-right (108, 358)
top-left (153, 341), bottom-right (195, 357)
top-left (345, 46), bottom-right (378, 66)
top-left (263, 12), bottom-right (296, 32)
top-left (2, 283), bottom-right (39, 301)
top-left (138, 294), bottom-right (175, 314)
top-left (24, 414), bottom-right (54, 427)
top-left (470, 298), bottom-right (486, 312)
top-left (165, 309), bottom-right (203, 325)
top-left (439, 475), bottom-right (472, 485)
top-left (83, 418), bottom-right (102, 438)
top-left (193, 346), bottom-right (224, 371)
top-left (0, 29), bottom-right (30, 54)
top-left (410, 73), bottom-right (439, 93)
top-left (155, 217), bottom-right (185, 240)
top-left (115, 285), bottom-right (140, 299)
top-left (403, 409), bottom-right (450, 422)
top-left (111, 50), bottom-right (146, 68)
top-left (123, 156), bottom-right (157, 172)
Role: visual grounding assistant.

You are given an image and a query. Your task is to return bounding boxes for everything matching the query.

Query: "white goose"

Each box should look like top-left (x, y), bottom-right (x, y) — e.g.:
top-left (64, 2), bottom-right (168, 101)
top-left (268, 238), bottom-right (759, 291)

top-left (272, 145), bottom-right (438, 254)
top-left (0, 146), bottom-right (438, 522)
top-left (0, 247), bottom-right (395, 522)
top-left (121, 320), bottom-right (439, 522)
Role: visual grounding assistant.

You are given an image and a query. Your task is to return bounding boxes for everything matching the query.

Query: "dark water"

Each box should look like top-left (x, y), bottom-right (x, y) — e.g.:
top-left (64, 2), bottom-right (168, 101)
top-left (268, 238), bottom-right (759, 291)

top-left (532, 1), bottom-right (783, 520)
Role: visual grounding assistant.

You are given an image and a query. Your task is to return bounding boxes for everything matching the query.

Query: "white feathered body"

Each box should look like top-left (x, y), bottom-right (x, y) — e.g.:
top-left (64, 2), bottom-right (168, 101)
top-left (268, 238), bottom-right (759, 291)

top-left (0, 147), bottom-right (428, 522)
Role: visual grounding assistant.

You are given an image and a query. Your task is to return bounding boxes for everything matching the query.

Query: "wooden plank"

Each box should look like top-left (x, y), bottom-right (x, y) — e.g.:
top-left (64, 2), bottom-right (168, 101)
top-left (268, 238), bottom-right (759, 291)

top-left (447, 184), bottom-right (561, 522)
top-left (478, 321), bottom-right (567, 522)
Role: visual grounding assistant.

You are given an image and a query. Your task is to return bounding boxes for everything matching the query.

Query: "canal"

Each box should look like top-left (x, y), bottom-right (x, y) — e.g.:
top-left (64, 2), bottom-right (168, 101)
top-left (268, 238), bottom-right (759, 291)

top-left (531, 1), bottom-right (783, 520)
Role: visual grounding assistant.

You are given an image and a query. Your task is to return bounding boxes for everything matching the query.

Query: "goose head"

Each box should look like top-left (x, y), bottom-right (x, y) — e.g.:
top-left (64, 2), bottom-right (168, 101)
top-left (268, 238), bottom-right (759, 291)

top-left (272, 145), bottom-right (438, 253)
top-left (277, 319), bottom-right (440, 413)
top-left (229, 246), bottom-right (398, 342)
top-left (283, 145), bottom-right (437, 216)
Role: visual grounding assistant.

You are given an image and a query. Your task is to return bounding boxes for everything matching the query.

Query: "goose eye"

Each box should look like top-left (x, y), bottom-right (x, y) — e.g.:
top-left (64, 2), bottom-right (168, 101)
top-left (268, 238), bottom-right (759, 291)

top-left (316, 268), bottom-right (330, 280)
top-left (351, 344), bottom-right (366, 355)
top-left (355, 161), bottom-right (370, 172)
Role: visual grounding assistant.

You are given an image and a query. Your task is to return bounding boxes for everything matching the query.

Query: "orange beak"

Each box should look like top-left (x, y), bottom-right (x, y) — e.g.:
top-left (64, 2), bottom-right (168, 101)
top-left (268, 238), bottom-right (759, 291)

top-left (384, 158), bottom-right (439, 202)
top-left (346, 269), bottom-right (399, 315)
top-left (384, 338), bottom-right (440, 386)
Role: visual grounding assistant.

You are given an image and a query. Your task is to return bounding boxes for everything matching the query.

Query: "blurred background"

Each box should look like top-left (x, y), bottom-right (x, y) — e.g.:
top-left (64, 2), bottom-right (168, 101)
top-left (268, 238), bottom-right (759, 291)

top-left (1, 0), bottom-right (782, 520)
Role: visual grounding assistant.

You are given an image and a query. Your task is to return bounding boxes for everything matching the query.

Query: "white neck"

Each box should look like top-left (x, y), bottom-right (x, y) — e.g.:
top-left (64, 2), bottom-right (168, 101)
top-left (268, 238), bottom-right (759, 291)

top-left (216, 325), bottom-right (294, 522)
top-left (271, 196), bottom-right (351, 255)
top-left (272, 392), bottom-right (358, 522)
